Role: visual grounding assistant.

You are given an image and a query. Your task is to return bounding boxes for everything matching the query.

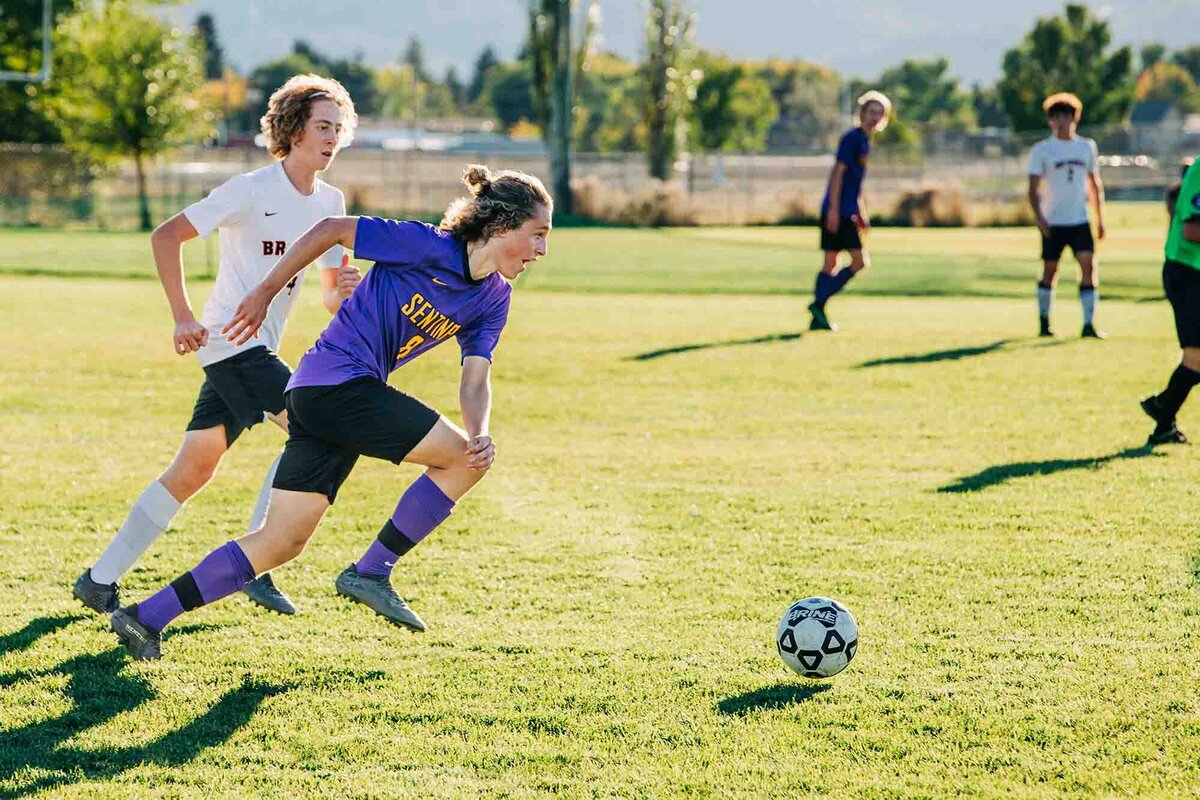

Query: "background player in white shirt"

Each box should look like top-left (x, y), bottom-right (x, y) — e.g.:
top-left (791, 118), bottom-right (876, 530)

top-left (73, 74), bottom-right (362, 617)
top-left (1027, 92), bottom-right (1107, 339)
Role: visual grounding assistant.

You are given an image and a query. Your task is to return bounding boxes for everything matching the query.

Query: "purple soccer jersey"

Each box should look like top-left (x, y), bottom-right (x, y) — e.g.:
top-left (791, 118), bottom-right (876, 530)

top-left (289, 218), bottom-right (512, 390)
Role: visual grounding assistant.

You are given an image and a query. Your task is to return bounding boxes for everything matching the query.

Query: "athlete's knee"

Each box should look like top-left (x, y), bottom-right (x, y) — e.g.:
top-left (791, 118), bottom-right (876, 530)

top-left (1182, 348), bottom-right (1200, 371)
top-left (164, 447), bottom-right (222, 496)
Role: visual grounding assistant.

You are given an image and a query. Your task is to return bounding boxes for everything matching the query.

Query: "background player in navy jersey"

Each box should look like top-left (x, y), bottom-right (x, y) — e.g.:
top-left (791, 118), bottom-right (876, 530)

top-left (807, 90), bottom-right (891, 332)
top-left (1027, 92), bottom-right (1107, 338)
top-left (108, 165), bottom-right (553, 660)
top-left (73, 75), bottom-right (362, 618)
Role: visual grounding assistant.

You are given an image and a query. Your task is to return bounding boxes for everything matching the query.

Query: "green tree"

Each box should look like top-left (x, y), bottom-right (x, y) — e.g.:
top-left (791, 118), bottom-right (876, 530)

top-left (403, 37), bottom-right (431, 85)
top-left (972, 83), bottom-right (1008, 129)
top-left (1174, 46), bottom-right (1200, 86)
top-left (873, 57), bottom-right (975, 137)
top-left (756, 59), bottom-right (843, 152)
top-left (47, 0), bottom-right (212, 230)
top-left (195, 13), bottom-right (223, 80)
top-left (1135, 61), bottom-right (1200, 114)
top-left (643, 0), bottom-right (696, 180)
top-left (690, 54), bottom-right (777, 153)
top-left (1140, 43), bottom-right (1167, 71)
top-left (468, 46), bottom-right (500, 106)
top-left (486, 61), bottom-right (536, 130)
top-left (0, 0), bottom-right (82, 143)
top-left (444, 66), bottom-right (465, 109)
top-left (997, 3), bottom-right (1133, 132)
top-left (575, 51), bottom-right (642, 152)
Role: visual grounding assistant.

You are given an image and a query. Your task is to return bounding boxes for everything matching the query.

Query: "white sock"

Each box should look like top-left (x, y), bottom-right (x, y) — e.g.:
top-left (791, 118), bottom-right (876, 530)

top-left (91, 480), bottom-right (182, 584)
top-left (1037, 284), bottom-right (1055, 318)
top-left (1080, 286), bottom-right (1097, 325)
top-left (248, 452), bottom-right (283, 533)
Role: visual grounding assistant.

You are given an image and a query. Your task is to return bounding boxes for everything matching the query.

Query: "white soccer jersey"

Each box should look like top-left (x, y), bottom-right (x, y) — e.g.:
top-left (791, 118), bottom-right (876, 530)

top-left (183, 161), bottom-right (345, 367)
top-left (1028, 136), bottom-right (1099, 227)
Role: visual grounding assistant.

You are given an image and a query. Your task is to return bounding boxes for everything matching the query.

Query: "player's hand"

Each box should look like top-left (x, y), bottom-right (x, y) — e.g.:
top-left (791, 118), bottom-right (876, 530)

top-left (825, 210), bottom-right (840, 233)
top-left (1036, 216), bottom-right (1051, 239)
top-left (465, 435), bottom-right (495, 470)
top-left (222, 286), bottom-right (272, 346)
top-left (336, 258), bottom-right (362, 298)
top-left (855, 213), bottom-right (870, 232)
top-left (173, 317), bottom-right (209, 355)
top-left (1096, 221), bottom-right (1106, 240)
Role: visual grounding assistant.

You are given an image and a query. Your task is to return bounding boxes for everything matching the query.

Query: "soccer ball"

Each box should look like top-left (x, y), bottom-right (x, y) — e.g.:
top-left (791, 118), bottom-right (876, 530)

top-left (776, 597), bottom-right (859, 679)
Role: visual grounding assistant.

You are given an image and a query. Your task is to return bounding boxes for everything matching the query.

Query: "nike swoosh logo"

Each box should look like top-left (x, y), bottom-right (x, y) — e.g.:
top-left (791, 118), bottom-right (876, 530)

top-left (264, 212), bottom-right (278, 217)
top-left (432, 277), bottom-right (448, 286)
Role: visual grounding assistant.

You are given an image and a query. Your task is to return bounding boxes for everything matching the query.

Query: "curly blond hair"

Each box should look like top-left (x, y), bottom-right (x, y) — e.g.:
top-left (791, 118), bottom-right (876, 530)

top-left (1042, 92), bottom-right (1083, 122)
top-left (857, 90), bottom-right (892, 131)
top-left (440, 164), bottom-right (553, 243)
top-left (260, 74), bottom-right (358, 159)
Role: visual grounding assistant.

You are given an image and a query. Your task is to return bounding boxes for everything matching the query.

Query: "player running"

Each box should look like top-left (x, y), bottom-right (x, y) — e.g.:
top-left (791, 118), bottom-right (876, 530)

top-left (807, 90), bottom-right (890, 332)
top-left (1140, 157), bottom-right (1200, 445)
top-left (109, 164), bottom-right (552, 660)
top-left (73, 75), bottom-right (361, 617)
top-left (1027, 92), bottom-right (1107, 339)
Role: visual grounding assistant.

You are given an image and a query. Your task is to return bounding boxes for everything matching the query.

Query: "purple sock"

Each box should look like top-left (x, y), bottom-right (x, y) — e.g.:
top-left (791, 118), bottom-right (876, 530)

top-left (135, 541), bottom-right (256, 632)
top-left (355, 475), bottom-right (455, 577)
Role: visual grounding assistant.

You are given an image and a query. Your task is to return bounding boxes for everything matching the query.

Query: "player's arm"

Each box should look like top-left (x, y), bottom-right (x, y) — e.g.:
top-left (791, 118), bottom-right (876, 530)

top-left (1027, 175), bottom-right (1049, 237)
top-left (150, 212), bottom-right (205, 355)
top-left (459, 355), bottom-right (494, 471)
top-left (224, 216), bottom-right (359, 344)
top-left (1087, 170), bottom-right (1106, 240)
top-left (318, 254), bottom-right (363, 314)
top-left (826, 162), bottom-right (846, 232)
top-left (856, 195), bottom-right (870, 231)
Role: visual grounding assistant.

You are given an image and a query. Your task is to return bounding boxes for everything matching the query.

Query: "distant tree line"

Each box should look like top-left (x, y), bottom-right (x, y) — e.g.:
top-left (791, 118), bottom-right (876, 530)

top-left (2, 1), bottom-right (1199, 224)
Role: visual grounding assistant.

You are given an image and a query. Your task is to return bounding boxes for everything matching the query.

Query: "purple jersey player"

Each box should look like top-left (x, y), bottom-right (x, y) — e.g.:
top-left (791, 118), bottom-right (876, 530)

top-left (109, 165), bottom-right (553, 660)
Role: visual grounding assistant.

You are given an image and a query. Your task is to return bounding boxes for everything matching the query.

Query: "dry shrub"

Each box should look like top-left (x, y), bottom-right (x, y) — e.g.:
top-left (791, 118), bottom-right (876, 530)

top-left (570, 176), bottom-right (697, 227)
top-left (968, 199), bottom-right (1037, 227)
top-left (886, 186), bottom-right (967, 227)
top-left (776, 191), bottom-right (818, 226)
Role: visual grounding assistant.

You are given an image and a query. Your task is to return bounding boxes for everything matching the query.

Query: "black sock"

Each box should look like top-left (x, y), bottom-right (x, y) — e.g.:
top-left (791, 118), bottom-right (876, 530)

top-left (1157, 365), bottom-right (1200, 421)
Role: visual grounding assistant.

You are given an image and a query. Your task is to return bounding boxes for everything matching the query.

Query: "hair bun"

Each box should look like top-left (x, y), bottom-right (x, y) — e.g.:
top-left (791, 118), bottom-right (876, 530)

top-left (463, 164), bottom-right (493, 197)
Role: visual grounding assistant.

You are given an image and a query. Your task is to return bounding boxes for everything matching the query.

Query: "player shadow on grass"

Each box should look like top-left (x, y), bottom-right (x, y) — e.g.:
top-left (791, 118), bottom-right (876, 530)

top-left (937, 445), bottom-right (1160, 494)
top-left (0, 616), bottom-right (287, 798)
top-left (628, 332), bottom-right (804, 361)
top-left (855, 336), bottom-right (1076, 368)
top-left (716, 682), bottom-right (831, 716)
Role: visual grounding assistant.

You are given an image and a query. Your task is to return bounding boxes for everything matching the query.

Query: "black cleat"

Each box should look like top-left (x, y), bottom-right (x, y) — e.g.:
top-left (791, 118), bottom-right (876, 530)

top-left (1148, 424), bottom-right (1188, 446)
top-left (1039, 316), bottom-right (1055, 337)
top-left (73, 569), bottom-right (120, 614)
top-left (335, 565), bottom-right (426, 632)
top-left (808, 302), bottom-right (836, 332)
top-left (242, 573), bottom-right (296, 615)
top-left (1081, 323), bottom-right (1107, 339)
top-left (110, 605), bottom-right (162, 661)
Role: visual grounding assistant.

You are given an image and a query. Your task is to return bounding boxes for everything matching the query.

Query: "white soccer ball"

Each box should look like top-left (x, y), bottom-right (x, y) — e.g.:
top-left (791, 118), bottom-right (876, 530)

top-left (776, 597), bottom-right (859, 679)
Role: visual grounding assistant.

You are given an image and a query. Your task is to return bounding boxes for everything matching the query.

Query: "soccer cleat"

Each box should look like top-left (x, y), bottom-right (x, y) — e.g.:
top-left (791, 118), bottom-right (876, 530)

top-left (335, 565), bottom-right (426, 632)
top-left (1080, 323), bottom-right (1107, 339)
top-left (1039, 316), bottom-right (1055, 337)
top-left (110, 605), bottom-right (162, 661)
top-left (807, 303), bottom-right (836, 332)
top-left (1148, 424), bottom-right (1188, 446)
top-left (242, 573), bottom-right (297, 615)
top-left (73, 569), bottom-right (120, 614)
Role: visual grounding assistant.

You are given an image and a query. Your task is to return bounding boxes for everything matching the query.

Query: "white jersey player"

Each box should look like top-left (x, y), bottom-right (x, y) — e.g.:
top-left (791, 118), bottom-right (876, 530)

top-left (1027, 92), bottom-right (1107, 339)
top-left (73, 75), bottom-right (362, 617)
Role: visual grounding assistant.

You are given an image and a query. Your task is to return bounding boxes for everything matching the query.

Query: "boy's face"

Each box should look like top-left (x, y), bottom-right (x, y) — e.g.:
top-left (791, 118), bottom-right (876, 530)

top-left (1047, 108), bottom-right (1076, 137)
top-left (860, 102), bottom-right (887, 133)
top-left (293, 99), bottom-right (344, 170)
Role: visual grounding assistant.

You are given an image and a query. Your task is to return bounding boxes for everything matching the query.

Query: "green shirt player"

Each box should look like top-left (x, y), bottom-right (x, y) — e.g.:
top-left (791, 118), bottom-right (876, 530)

top-left (1140, 157), bottom-right (1200, 445)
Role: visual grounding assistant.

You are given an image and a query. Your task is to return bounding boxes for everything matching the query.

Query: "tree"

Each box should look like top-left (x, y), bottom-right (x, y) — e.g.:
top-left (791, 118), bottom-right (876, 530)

top-left (756, 59), bottom-right (843, 153)
top-left (873, 58), bottom-right (975, 134)
top-left (642, 0), bottom-right (696, 180)
top-left (997, 3), bottom-right (1133, 132)
top-left (468, 46), bottom-right (500, 105)
top-left (486, 61), bottom-right (536, 130)
top-left (444, 66), bottom-right (465, 109)
top-left (690, 54), bottom-right (776, 153)
top-left (0, 0), bottom-right (82, 143)
top-left (575, 51), bottom-right (642, 152)
top-left (195, 13), bottom-right (223, 80)
top-left (972, 83), bottom-right (1008, 129)
top-left (48, 0), bottom-right (212, 230)
top-left (1174, 46), bottom-right (1200, 86)
top-left (403, 37), bottom-right (431, 84)
top-left (1141, 43), bottom-right (1167, 71)
top-left (1135, 62), bottom-right (1200, 114)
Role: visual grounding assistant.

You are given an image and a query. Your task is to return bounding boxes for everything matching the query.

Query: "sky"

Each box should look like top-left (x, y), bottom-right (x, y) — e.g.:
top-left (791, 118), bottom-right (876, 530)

top-left (163, 0), bottom-right (1198, 86)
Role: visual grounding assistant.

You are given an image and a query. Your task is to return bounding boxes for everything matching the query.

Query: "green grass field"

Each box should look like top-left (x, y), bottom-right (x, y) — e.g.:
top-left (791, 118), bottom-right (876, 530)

top-left (2, 210), bottom-right (1199, 797)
